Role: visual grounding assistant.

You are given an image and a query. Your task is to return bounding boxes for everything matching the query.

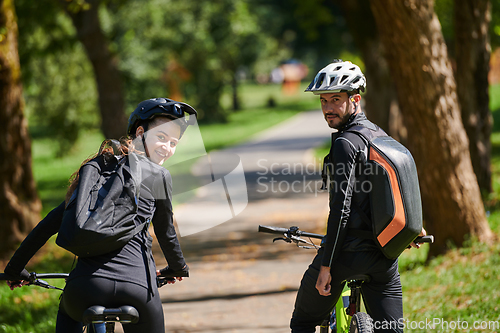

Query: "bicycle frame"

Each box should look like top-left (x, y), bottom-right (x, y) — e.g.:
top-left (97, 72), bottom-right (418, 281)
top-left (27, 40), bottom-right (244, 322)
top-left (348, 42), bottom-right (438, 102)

top-left (258, 224), bottom-right (434, 333)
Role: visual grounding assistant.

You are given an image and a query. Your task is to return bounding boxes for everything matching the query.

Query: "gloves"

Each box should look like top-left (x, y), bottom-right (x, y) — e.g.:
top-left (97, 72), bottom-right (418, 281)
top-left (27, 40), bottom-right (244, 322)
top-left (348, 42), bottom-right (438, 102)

top-left (4, 263), bottom-right (30, 281)
top-left (159, 264), bottom-right (189, 278)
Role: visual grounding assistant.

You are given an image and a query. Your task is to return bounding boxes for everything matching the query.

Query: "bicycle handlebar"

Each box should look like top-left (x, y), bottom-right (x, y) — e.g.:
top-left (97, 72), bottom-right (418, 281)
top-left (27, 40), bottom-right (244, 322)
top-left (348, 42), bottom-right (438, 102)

top-left (258, 225), bottom-right (324, 240)
top-left (414, 235), bottom-right (433, 244)
top-left (259, 225), bottom-right (434, 245)
top-left (0, 272), bottom-right (69, 291)
top-left (0, 272), bottom-right (69, 281)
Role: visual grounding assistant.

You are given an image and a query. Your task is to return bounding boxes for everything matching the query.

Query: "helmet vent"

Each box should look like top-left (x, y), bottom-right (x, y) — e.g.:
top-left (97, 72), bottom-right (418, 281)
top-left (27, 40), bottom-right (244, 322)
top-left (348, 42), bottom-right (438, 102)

top-left (304, 61), bottom-right (366, 94)
top-left (315, 73), bottom-right (326, 88)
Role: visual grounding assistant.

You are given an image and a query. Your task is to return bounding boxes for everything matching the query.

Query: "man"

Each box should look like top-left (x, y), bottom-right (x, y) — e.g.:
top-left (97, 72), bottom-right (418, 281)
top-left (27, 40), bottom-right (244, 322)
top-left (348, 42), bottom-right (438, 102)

top-left (290, 60), bottom-right (424, 333)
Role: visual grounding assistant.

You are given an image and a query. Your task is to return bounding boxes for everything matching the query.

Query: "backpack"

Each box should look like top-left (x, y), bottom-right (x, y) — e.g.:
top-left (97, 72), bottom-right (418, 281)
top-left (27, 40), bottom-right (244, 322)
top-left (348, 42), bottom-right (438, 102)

top-left (56, 149), bottom-right (144, 257)
top-left (346, 123), bottom-right (423, 259)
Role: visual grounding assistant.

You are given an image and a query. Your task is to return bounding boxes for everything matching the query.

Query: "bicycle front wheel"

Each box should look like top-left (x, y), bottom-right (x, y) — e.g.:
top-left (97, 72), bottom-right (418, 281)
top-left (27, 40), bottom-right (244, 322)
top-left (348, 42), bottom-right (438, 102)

top-left (349, 312), bottom-right (373, 333)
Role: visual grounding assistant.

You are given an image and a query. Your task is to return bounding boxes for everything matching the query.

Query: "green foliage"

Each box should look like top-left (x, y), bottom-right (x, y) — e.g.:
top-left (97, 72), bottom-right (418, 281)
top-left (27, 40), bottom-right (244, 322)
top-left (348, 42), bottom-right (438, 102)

top-left (15, 0), bottom-right (356, 154)
top-left (104, 0), bottom-right (279, 123)
top-left (435, 0), bottom-right (500, 51)
top-left (492, 0), bottom-right (500, 49)
top-left (434, 0), bottom-right (454, 46)
top-left (293, 0), bottom-right (335, 42)
top-left (33, 131), bottom-right (105, 215)
top-left (16, 0), bottom-right (99, 156)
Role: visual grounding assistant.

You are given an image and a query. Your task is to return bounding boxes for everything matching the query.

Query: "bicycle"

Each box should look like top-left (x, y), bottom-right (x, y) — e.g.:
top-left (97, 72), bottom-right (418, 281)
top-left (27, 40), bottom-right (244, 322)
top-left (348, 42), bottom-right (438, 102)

top-left (0, 271), bottom-right (176, 333)
top-left (258, 225), bottom-right (434, 333)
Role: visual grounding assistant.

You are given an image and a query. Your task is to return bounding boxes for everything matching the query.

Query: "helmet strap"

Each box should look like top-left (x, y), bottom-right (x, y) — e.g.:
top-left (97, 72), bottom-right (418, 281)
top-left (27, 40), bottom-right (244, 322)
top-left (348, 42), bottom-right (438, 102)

top-left (142, 134), bottom-right (150, 159)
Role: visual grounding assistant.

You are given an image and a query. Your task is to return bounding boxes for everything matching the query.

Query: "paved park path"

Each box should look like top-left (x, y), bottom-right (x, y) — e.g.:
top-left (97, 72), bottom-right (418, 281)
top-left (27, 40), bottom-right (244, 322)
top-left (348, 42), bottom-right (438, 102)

top-left (156, 110), bottom-right (334, 333)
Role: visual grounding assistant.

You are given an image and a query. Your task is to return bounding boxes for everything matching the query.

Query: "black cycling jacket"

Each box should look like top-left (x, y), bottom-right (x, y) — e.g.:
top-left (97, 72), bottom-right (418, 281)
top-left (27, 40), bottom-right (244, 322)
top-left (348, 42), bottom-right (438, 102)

top-left (5, 157), bottom-right (186, 291)
top-left (321, 111), bottom-right (379, 267)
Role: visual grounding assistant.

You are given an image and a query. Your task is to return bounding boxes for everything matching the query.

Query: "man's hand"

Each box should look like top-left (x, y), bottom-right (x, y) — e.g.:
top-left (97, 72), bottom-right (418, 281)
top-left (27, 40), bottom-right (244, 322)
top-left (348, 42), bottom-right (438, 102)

top-left (316, 266), bottom-right (332, 296)
top-left (410, 228), bottom-right (427, 249)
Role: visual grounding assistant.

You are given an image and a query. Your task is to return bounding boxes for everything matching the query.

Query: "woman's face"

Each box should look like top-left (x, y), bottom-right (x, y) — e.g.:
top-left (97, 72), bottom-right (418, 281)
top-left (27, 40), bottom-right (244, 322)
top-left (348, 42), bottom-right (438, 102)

top-left (136, 118), bottom-right (181, 165)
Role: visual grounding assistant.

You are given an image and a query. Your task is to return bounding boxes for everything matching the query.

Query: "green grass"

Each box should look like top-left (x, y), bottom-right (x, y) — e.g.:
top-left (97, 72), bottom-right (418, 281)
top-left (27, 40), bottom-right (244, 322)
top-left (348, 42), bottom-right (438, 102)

top-left (400, 239), bottom-right (500, 332)
top-left (0, 240), bottom-right (75, 333)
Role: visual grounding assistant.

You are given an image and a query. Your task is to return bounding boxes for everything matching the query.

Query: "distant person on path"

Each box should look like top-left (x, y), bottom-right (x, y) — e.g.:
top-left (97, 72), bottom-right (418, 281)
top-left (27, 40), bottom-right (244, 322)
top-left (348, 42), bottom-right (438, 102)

top-left (4, 98), bottom-right (194, 333)
top-left (290, 60), bottom-right (425, 333)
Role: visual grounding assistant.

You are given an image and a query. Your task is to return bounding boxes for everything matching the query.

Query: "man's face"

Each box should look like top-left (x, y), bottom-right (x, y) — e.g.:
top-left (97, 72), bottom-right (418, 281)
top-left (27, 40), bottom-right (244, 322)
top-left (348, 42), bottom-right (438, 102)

top-left (320, 92), bottom-right (355, 129)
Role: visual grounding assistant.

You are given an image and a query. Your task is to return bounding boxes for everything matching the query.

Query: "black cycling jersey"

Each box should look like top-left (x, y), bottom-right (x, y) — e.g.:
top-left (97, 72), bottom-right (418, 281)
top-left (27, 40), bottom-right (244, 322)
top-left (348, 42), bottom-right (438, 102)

top-left (292, 111), bottom-right (404, 333)
top-left (321, 111), bottom-right (378, 267)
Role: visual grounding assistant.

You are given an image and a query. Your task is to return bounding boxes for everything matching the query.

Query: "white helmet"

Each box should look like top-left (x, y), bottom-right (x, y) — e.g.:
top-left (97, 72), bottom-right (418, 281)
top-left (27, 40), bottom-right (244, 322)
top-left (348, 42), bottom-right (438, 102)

top-left (305, 60), bottom-right (366, 95)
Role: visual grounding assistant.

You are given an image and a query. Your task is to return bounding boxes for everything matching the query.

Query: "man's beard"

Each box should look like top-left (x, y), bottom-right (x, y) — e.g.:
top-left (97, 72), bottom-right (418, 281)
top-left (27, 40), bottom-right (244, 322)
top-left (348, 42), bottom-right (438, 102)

top-left (327, 104), bottom-right (354, 129)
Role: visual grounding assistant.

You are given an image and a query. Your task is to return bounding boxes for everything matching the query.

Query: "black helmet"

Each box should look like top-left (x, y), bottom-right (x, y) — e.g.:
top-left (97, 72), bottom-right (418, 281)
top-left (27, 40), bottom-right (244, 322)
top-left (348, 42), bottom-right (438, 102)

top-left (127, 98), bottom-right (198, 136)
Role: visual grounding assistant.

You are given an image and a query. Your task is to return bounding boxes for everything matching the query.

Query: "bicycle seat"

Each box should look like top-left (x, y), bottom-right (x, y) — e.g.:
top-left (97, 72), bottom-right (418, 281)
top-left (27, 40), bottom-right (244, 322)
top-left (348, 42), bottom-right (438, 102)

top-left (344, 274), bottom-right (371, 283)
top-left (82, 305), bottom-right (139, 324)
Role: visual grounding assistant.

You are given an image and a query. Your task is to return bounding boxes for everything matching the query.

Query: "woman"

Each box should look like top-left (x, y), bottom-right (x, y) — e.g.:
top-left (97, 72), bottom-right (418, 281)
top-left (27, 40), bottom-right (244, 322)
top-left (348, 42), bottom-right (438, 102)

top-left (4, 98), bottom-right (196, 333)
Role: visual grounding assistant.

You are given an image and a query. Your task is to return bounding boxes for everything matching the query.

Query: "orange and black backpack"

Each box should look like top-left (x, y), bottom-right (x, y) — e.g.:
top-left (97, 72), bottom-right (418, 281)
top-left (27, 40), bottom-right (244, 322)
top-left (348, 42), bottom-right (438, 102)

top-left (346, 124), bottom-right (423, 259)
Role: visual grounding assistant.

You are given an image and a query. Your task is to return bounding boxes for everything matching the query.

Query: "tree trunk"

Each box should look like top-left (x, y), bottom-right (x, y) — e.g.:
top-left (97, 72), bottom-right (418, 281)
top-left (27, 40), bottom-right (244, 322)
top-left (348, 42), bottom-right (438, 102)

top-left (369, 0), bottom-right (493, 257)
top-left (336, 0), bottom-right (396, 135)
top-left (59, 0), bottom-right (127, 140)
top-left (232, 73), bottom-right (241, 111)
top-left (454, 0), bottom-right (492, 195)
top-left (0, 0), bottom-right (41, 259)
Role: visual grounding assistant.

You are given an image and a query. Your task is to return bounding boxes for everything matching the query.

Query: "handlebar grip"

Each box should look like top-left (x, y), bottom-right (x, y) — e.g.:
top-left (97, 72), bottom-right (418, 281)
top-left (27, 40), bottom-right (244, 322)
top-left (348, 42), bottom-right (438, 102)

top-left (414, 235), bottom-right (434, 243)
top-left (258, 225), bottom-right (288, 235)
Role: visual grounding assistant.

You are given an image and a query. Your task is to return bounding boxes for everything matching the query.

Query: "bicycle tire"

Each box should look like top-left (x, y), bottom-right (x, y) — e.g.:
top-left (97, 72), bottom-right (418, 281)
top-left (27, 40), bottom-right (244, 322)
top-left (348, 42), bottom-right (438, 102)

top-left (349, 312), bottom-right (373, 333)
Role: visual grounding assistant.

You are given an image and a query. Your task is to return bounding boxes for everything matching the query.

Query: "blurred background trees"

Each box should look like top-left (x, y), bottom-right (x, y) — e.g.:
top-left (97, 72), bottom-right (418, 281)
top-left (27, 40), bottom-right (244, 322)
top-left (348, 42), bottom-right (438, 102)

top-left (0, 0), bottom-right (41, 256)
top-left (2, 0), bottom-right (500, 258)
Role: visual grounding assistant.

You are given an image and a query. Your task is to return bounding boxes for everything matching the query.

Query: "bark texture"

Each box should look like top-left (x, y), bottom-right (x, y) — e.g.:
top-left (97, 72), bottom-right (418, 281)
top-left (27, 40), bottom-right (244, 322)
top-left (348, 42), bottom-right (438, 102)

top-left (454, 0), bottom-right (492, 194)
top-left (0, 0), bottom-right (41, 258)
top-left (336, 0), bottom-right (396, 135)
top-left (369, 0), bottom-right (493, 256)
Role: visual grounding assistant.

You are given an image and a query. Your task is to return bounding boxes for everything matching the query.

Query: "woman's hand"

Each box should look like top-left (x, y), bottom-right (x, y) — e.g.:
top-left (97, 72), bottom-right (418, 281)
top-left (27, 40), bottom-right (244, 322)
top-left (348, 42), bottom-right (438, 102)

top-left (4, 267), bottom-right (31, 290)
top-left (6, 280), bottom-right (29, 291)
top-left (156, 270), bottom-right (184, 284)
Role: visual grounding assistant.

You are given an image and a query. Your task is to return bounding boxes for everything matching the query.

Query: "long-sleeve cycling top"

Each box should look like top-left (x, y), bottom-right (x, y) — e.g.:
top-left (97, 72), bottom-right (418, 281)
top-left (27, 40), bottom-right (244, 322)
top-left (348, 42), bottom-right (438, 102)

top-left (321, 111), bottom-right (378, 267)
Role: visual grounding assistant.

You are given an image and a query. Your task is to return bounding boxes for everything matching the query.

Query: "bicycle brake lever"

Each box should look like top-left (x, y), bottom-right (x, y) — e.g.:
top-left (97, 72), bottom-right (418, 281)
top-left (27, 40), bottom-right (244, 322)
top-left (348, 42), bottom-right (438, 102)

top-left (32, 279), bottom-right (64, 291)
top-left (273, 237), bottom-right (291, 243)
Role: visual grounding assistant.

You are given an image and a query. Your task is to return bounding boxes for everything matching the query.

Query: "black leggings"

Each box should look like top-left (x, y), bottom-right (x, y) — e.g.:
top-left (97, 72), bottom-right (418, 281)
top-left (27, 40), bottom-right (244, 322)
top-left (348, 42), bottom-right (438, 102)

top-left (291, 249), bottom-right (403, 333)
top-left (56, 276), bottom-right (165, 333)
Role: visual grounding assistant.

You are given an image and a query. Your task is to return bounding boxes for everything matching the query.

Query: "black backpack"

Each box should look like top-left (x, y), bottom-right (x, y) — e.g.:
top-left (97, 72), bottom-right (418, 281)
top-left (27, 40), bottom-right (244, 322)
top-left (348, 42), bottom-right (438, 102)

top-left (346, 123), bottom-right (423, 259)
top-left (56, 151), bottom-right (144, 257)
